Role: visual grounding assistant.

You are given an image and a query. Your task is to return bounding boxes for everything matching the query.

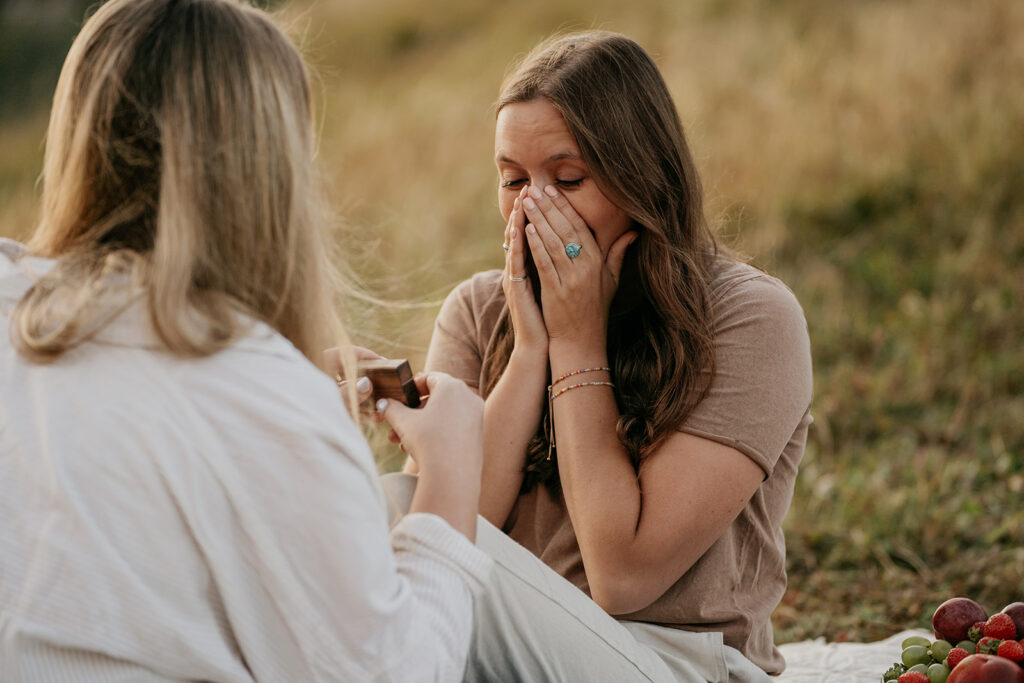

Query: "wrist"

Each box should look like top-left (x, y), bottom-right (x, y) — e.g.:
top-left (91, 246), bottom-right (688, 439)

top-left (509, 342), bottom-right (548, 366)
top-left (548, 338), bottom-right (607, 368)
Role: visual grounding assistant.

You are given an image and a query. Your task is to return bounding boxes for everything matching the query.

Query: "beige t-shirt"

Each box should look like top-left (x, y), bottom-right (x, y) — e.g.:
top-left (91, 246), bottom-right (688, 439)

top-left (425, 255), bottom-right (813, 675)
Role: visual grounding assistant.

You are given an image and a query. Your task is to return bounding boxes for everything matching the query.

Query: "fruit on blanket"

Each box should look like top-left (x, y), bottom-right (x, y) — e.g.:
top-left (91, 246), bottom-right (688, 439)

top-left (996, 639), bottom-right (1024, 663)
top-left (929, 640), bottom-right (953, 663)
top-left (946, 654), bottom-right (1024, 683)
top-left (904, 635), bottom-right (934, 649)
top-left (927, 662), bottom-right (951, 682)
top-left (898, 672), bottom-right (930, 683)
top-left (955, 640), bottom-right (976, 654)
top-left (904, 645), bottom-right (932, 667)
top-left (977, 637), bottom-right (1001, 655)
top-left (945, 647), bottom-right (970, 669)
top-left (933, 598), bottom-right (988, 644)
top-left (1002, 603), bottom-right (1024, 638)
top-left (986, 613), bottom-right (1019, 641)
top-left (900, 672), bottom-right (931, 683)
top-left (884, 661), bottom-right (909, 681)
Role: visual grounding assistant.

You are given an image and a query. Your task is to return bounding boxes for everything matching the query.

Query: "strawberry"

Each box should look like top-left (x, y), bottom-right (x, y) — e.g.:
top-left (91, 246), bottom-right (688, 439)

top-left (946, 646), bottom-right (970, 669)
top-left (897, 672), bottom-right (930, 683)
top-left (977, 636), bottom-right (1002, 654)
top-left (996, 639), bottom-right (1024, 663)
top-left (984, 613), bottom-right (1018, 640)
top-left (968, 621), bottom-right (987, 642)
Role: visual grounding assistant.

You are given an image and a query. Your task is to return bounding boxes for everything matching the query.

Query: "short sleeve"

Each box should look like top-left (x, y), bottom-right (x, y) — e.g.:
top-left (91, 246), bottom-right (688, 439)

top-left (680, 274), bottom-right (813, 477)
top-left (425, 271), bottom-right (505, 390)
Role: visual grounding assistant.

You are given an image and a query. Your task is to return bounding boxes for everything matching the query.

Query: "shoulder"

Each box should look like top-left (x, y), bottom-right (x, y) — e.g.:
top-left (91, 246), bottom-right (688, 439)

top-left (446, 269), bottom-right (505, 315)
top-left (436, 269), bottom-right (506, 337)
top-left (707, 256), bottom-right (808, 341)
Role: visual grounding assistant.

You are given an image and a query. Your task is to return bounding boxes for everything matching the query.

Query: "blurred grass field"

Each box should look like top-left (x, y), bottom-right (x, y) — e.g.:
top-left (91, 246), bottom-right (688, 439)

top-left (1, 0), bottom-right (1022, 644)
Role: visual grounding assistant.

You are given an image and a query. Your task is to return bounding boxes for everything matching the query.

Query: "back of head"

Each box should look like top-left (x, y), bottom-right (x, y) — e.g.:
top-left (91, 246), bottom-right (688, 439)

top-left (14, 0), bottom-right (345, 367)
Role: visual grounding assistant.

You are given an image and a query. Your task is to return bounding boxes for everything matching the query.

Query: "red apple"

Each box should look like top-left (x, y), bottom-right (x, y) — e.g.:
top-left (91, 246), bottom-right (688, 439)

top-left (947, 654), bottom-right (1024, 683)
top-left (1001, 602), bottom-right (1024, 640)
top-left (933, 597), bottom-right (988, 644)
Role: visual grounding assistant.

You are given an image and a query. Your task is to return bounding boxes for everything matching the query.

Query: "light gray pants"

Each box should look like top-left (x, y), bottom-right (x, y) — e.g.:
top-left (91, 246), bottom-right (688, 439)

top-left (381, 474), bottom-right (770, 683)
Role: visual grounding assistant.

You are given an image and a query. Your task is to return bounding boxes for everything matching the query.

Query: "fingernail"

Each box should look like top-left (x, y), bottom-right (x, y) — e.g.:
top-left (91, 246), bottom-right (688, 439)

top-left (513, 197), bottom-right (521, 210)
top-left (376, 398), bottom-right (388, 413)
top-left (356, 376), bottom-right (371, 393)
top-left (528, 186), bottom-right (543, 200)
top-left (523, 197), bottom-right (536, 211)
top-left (544, 185), bottom-right (558, 197)
top-left (526, 223), bottom-right (536, 235)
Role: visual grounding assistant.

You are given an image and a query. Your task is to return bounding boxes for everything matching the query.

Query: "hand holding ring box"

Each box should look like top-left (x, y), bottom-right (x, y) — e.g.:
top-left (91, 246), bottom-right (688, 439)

top-left (357, 358), bottom-right (421, 408)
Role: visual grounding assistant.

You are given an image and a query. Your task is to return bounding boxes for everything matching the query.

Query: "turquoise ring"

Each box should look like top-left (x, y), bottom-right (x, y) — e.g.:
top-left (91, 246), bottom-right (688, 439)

top-left (565, 242), bottom-right (582, 259)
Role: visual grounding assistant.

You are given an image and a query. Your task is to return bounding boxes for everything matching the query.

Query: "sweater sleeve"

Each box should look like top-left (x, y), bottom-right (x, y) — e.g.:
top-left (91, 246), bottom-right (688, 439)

top-left (177, 361), bottom-right (494, 682)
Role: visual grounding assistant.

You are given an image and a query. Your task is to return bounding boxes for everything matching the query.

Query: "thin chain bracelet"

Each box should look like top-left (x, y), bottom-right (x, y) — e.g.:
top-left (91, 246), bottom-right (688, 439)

top-left (545, 380), bottom-right (616, 460)
top-left (552, 366), bottom-right (611, 387)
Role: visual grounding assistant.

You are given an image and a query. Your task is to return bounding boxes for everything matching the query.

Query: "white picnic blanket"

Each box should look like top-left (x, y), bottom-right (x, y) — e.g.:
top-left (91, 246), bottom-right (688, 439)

top-left (776, 629), bottom-right (933, 682)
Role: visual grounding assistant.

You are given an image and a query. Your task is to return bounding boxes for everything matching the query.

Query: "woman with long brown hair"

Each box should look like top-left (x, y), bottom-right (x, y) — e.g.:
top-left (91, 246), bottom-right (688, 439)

top-left (411, 31), bottom-right (812, 680)
top-left (0, 0), bottom-right (490, 679)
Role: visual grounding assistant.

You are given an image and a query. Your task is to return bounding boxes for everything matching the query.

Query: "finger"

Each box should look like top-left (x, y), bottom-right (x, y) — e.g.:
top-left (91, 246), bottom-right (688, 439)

top-left (504, 197), bottom-right (521, 274)
top-left (528, 185), bottom-right (578, 246)
top-left (411, 373), bottom-right (435, 401)
top-left (375, 398), bottom-right (412, 442)
top-left (525, 221), bottom-right (560, 285)
top-left (606, 230), bottom-right (639, 284)
top-left (388, 429), bottom-right (401, 444)
top-left (339, 375), bottom-right (375, 402)
top-left (523, 194), bottom-right (572, 271)
top-left (542, 185), bottom-right (590, 238)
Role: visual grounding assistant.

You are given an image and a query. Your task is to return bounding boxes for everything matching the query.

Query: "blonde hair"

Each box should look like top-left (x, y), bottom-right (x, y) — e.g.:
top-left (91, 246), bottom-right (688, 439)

top-left (13, 0), bottom-right (356, 390)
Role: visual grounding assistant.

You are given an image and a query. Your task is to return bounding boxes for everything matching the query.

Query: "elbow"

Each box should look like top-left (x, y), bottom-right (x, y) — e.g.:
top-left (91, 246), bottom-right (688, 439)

top-left (589, 572), bottom-right (658, 616)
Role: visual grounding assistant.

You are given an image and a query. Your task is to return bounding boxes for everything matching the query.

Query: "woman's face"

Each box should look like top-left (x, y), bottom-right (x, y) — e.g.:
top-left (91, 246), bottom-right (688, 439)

top-left (494, 98), bottom-right (632, 255)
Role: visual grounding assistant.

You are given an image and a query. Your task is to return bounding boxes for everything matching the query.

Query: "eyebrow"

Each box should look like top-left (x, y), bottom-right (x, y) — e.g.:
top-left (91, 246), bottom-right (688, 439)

top-left (495, 152), bottom-right (582, 164)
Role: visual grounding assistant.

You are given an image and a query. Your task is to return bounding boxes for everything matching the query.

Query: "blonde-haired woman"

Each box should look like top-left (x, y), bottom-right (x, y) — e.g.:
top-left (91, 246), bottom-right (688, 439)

top-left (0, 0), bottom-right (489, 680)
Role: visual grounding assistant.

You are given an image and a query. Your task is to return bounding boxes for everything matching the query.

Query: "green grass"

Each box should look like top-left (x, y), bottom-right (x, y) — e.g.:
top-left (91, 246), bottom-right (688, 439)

top-left (1, 0), bottom-right (1021, 645)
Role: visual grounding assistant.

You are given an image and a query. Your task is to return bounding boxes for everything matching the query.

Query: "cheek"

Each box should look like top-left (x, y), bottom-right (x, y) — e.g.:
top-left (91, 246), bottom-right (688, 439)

top-left (568, 194), bottom-right (631, 249)
top-left (498, 192), bottom-right (514, 223)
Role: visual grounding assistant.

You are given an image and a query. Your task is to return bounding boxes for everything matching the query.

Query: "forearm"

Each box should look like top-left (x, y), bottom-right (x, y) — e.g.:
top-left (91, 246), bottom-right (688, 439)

top-left (479, 345), bottom-right (548, 526)
top-left (548, 341), bottom-right (646, 607)
top-left (409, 463), bottom-right (482, 542)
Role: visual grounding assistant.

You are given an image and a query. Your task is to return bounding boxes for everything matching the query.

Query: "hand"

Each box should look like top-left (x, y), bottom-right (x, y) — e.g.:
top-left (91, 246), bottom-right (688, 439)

top-left (520, 185), bottom-right (636, 345)
top-left (503, 186), bottom-right (548, 354)
top-left (324, 345), bottom-right (382, 412)
top-left (376, 373), bottom-right (484, 479)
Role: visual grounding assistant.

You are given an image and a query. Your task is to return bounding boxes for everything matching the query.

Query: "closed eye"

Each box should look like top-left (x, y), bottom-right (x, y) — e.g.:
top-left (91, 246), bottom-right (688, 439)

top-left (501, 178), bottom-right (526, 188)
top-left (556, 178), bottom-right (584, 188)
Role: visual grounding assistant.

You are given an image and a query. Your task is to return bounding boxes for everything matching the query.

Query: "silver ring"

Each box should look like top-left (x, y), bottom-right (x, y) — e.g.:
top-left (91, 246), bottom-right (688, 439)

top-left (565, 242), bottom-right (582, 259)
top-left (509, 276), bottom-right (525, 282)
top-left (502, 243), bottom-right (510, 251)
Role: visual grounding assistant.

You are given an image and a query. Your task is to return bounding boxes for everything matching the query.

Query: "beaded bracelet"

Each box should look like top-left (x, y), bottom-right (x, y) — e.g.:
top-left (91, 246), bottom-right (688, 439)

top-left (549, 380), bottom-right (615, 400)
top-left (552, 366), bottom-right (611, 387)
top-left (545, 380), bottom-right (616, 460)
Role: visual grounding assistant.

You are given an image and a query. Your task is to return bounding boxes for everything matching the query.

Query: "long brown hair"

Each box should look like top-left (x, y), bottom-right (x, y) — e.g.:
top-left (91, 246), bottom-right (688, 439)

top-left (12, 0), bottom-right (357, 390)
top-left (484, 31), bottom-right (719, 494)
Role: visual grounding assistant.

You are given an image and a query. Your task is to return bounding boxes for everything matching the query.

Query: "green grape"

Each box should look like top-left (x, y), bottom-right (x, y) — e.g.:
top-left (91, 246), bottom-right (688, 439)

top-left (929, 640), bottom-right (952, 663)
top-left (927, 662), bottom-right (950, 683)
top-left (902, 635), bottom-right (933, 650)
top-left (902, 645), bottom-right (931, 667)
top-left (909, 663), bottom-right (929, 673)
top-left (954, 640), bottom-right (975, 653)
